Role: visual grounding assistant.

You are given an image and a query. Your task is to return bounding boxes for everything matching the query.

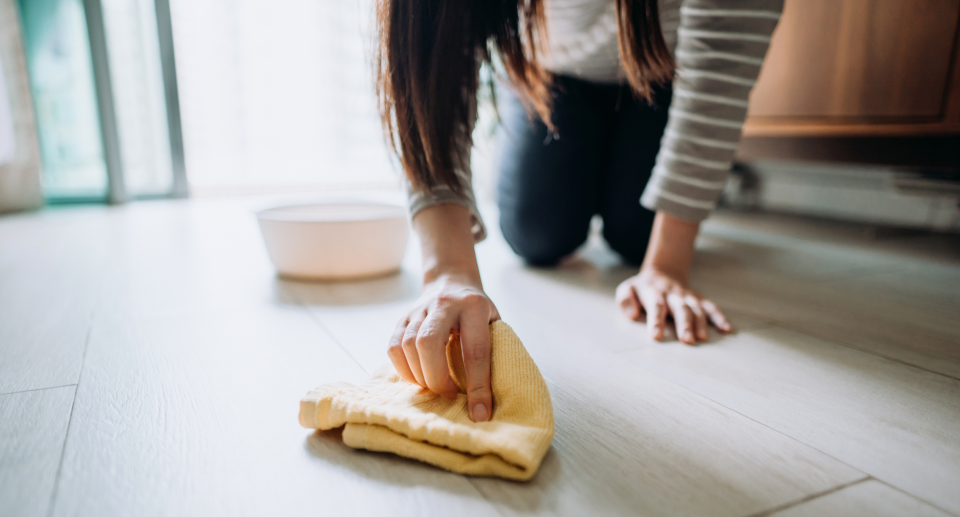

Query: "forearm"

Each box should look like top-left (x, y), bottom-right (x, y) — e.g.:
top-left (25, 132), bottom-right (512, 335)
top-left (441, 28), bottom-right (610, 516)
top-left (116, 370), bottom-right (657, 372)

top-left (641, 211), bottom-right (699, 285)
top-left (412, 204), bottom-right (482, 287)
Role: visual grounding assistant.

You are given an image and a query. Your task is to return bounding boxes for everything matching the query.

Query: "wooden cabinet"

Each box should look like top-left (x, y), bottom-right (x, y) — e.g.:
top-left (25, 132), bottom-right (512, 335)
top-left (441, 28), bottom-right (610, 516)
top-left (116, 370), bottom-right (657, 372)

top-left (743, 0), bottom-right (960, 137)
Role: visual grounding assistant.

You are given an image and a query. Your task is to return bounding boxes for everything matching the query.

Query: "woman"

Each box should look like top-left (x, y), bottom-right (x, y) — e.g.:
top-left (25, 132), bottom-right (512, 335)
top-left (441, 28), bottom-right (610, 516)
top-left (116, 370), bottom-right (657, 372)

top-left (376, 0), bottom-right (783, 422)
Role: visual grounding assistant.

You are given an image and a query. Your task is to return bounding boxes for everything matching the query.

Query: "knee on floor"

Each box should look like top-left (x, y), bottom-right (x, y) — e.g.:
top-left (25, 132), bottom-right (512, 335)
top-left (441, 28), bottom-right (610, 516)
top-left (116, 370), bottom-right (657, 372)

top-left (499, 211), bottom-right (587, 266)
top-left (602, 225), bottom-right (649, 267)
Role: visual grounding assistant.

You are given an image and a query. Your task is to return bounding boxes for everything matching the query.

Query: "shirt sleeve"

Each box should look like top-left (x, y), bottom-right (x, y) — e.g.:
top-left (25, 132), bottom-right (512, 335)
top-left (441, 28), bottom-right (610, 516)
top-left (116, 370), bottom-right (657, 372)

top-left (405, 164), bottom-right (488, 243)
top-left (641, 0), bottom-right (783, 222)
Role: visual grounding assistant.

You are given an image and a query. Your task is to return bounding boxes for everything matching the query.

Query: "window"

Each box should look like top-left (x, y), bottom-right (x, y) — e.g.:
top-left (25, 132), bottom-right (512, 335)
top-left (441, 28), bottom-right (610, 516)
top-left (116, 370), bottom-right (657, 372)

top-left (19, 0), bottom-right (109, 201)
top-left (168, 0), bottom-right (397, 195)
top-left (101, 0), bottom-right (174, 196)
top-left (18, 0), bottom-right (499, 203)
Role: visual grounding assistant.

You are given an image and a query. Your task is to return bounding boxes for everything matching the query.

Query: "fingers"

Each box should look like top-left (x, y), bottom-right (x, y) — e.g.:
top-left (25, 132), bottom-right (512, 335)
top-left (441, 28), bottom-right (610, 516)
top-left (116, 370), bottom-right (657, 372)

top-left (616, 281), bottom-right (642, 321)
top-left (686, 295), bottom-right (709, 341)
top-left (459, 305), bottom-right (493, 422)
top-left (416, 310), bottom-right (459, 399)
top-left (667, 292), bottom-right (695, 344)
top-left (401, 311), bottom-right (427, 386)
top-left (702, 299), bottom-right (732, 333)
top-left (622, 269), bottom-right (729, 344)
top-left (388, 317), bottom-right (417, 384)
top-left (640, 289), bottom-right (668, 341)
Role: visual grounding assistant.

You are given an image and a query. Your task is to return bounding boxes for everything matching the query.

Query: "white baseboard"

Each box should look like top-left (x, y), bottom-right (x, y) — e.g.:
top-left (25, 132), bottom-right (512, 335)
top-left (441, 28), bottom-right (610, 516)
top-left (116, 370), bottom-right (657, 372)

top-left (727, 160), bottom-right (960, 233)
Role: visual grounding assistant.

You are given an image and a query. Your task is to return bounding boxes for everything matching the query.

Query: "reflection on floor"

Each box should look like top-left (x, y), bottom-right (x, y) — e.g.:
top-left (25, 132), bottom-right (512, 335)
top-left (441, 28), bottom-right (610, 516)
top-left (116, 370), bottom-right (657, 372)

top-left (1, 197), bottom-right (958, 517)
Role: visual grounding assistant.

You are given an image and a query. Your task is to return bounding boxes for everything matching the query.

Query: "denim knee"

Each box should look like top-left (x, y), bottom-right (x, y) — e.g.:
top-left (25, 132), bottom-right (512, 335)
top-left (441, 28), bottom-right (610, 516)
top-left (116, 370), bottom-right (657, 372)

top-left (602, 223), bottom-right (650, 266)
top-left (499, 210), bottom-right (587, 266)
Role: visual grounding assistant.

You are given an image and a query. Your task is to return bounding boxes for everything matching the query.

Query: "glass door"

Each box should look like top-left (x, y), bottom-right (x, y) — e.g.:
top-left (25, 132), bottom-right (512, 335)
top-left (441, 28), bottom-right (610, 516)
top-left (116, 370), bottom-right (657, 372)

top-left (18, 0), bottom-right (183, 203)
top-left (19, 0), bottom-right (108, 202)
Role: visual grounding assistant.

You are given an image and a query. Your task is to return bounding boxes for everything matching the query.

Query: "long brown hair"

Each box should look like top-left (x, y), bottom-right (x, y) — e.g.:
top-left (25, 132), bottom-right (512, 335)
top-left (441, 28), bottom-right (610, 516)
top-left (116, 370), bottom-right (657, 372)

top-left (375, 0), bottom-right (674, 194)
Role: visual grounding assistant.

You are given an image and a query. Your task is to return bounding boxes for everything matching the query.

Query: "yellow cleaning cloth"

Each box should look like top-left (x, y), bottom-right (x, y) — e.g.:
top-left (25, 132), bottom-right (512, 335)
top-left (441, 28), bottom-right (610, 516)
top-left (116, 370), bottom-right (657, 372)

top-left (299, 320), bottom-right (554, 481)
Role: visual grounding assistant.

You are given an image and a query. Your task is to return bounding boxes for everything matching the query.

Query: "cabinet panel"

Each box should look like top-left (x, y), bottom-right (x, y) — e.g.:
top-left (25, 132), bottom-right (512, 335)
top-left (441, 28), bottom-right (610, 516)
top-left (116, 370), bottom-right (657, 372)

top-left (748, 0), bottom-right (960, 119)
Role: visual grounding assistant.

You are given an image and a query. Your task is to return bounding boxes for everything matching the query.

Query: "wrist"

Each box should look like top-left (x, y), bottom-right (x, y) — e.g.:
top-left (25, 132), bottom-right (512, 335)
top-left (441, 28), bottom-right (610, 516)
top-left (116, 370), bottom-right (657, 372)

top-left (640, 211), bottom-right (699, 284)
top-left (422, 266), bottom-right (482, 289)
top-left (640, 262), bottom-right (688, 283)
top-left (413, 203), bottom-right (482, 288)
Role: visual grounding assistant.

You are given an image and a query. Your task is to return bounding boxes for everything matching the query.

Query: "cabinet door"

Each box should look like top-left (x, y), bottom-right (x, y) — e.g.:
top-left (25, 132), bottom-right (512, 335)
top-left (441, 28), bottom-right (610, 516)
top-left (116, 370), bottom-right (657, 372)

top-left (748, 0), bottom-right (960, 119)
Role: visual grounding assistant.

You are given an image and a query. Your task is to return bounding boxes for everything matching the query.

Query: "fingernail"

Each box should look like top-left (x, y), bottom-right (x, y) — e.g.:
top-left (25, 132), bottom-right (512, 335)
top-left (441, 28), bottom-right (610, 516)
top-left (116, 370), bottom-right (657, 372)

top-left (472, 403), bottom-right (488, 422)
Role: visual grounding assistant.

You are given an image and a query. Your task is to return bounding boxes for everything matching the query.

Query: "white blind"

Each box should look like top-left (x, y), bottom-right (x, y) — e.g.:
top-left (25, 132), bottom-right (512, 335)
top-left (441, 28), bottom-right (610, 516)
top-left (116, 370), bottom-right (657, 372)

top-left (168, 0), bottom-right (397, 194)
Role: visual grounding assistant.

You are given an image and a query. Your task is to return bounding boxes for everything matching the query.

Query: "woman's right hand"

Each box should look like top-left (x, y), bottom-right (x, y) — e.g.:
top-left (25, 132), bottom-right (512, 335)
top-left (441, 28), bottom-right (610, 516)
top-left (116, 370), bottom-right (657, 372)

top-left (387, 272), bottom-right (499, 423)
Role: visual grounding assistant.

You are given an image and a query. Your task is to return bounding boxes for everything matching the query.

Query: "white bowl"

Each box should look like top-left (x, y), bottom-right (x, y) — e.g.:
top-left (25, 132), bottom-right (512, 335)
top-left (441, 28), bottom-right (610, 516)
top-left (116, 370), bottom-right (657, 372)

top-left (256, 202), bottom-right (409, 280)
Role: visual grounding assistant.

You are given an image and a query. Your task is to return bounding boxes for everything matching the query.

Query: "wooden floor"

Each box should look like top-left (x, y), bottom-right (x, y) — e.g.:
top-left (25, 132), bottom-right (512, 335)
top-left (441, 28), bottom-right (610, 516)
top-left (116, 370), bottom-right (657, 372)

top-left (1, 195), bottom-right (958, 517)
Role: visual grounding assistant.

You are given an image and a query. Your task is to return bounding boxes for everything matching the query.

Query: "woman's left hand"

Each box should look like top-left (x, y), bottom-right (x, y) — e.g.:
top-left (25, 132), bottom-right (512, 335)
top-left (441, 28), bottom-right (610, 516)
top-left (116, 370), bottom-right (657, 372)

top-left (615, 267), bottom-right (732, 344)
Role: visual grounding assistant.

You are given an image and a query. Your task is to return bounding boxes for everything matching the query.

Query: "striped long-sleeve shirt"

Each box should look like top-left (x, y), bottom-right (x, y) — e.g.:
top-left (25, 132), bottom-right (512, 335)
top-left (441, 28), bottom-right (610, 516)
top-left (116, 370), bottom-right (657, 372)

top-left (406, 0), bottom-right (784, 241)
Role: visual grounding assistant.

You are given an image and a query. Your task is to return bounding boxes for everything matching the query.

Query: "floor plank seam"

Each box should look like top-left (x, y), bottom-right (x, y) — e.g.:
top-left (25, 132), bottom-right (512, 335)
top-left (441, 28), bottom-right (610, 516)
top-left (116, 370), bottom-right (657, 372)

top-left (279, 283), bottom-right (372, 376)
top-left (770, 321), bottom-right (960, 382)
top-left (871, 476), bottom-right (960, 517)
top-left (46, 324), bottom-right (93, 517)
top-left (304, 308), bottom-right (372, 375)
top-left (0, 384), bottom-right (78, 398)
top-left (462, 481), bottom-right (511, 517)
top-left (743, 476), bottom-right (872, 517)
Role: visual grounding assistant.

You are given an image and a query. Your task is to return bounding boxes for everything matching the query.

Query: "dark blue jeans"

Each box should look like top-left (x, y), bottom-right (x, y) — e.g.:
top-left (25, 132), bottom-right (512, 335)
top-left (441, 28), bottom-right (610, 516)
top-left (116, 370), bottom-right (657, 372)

top-left (496, 76), bottom-right (672, 266)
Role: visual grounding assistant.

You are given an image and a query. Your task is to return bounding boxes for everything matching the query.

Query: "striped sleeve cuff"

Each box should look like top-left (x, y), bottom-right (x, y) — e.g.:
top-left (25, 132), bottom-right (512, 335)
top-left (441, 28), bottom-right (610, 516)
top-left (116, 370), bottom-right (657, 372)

top-left (641, 0), bottom-right (783, 222)
top-left (405, 176), bottom-right (488, 243)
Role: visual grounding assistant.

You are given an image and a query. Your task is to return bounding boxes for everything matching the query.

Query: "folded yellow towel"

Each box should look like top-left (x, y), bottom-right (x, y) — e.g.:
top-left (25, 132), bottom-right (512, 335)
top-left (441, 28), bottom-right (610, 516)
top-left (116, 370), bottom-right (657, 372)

top-left (299, 320), bottom-right (554, 481)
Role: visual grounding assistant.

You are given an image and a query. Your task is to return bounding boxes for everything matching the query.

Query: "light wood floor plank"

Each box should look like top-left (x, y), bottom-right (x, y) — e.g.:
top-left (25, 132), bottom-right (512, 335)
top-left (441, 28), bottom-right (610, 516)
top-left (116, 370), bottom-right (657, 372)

top-left (5, 198), bottom-right (956, 515)
top-left (695, 226), bottom-right (902, 282)
top-left (0, 386), bottom-right (76, 517)
top-left (706, 211), bottom-right (960, 266)
top-left (94, 200), bottom-right (298, 322)
top-left (49, 305), bottom-right (498, 517)
top-left (768, 479), bottom-right (952, 517)
top-left (827, 264), bottom-right (960, 317)
top-left (620, 326), bottom-right (960, 515)
top-left (0, 211), bottom-right (108, 393)
top-left (296, 261), bottom-right (863, 515)
top-left (694, 213), bottom-right (960, 377)
top-left (465, 316), bottom-right (864, 517)
top-left (281, 246), bottom-right (425, 373)
top-left (689, 263), bottom-right (960, 379)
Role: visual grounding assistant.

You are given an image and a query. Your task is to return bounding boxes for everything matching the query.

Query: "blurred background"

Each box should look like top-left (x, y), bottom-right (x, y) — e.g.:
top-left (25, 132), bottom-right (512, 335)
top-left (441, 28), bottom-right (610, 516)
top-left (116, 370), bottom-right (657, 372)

top-left (0, 0), bottom-right (959, 232)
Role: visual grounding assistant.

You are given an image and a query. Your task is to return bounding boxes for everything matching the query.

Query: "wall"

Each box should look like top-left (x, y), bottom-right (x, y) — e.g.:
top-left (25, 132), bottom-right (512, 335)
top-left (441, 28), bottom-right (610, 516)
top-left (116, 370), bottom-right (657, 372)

top-left (0, 0), bottom-right (42, 213)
